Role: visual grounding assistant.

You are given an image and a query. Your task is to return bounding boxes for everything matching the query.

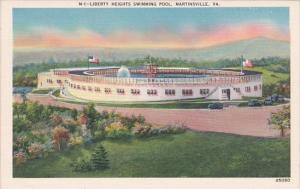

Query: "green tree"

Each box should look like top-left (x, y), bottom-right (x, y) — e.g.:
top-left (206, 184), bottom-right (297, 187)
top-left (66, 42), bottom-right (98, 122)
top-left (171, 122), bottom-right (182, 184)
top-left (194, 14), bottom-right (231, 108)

top-left (26, 102), bottom-right (44, 123)
top-left (71, 108), bottom-right (78, 121)
top-left (83, 103), bottom-right (100, 137)
top-left (268, 105), bottom-right (290, 137)
top-left (90, 144), bottom-right (109, 170)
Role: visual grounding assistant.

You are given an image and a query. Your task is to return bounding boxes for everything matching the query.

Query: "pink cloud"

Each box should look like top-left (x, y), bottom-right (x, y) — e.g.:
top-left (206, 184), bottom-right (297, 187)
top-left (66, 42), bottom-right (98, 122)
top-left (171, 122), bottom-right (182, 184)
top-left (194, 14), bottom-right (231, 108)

top-left (14, 23), bottom-right (289, 49)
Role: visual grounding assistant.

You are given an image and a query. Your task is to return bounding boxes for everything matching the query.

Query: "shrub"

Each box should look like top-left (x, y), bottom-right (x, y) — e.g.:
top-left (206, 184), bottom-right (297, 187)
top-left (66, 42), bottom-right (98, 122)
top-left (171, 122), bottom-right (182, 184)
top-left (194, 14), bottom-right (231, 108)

top-left (133, 123), bottom-right (187, 138)
top-left (50, 113), bottom-right (63, 126)
top-left (14, 150), bottom-right (27, 165)
top-left (52, 127), bottom-right (70, 151)
top-left (105, 122), bottom-right (132, 139)
top-left (70, 144), bottom-right (109, 172)
top-left (71, 158), bottom-right (92, 172)
top-left (93, 130), bottom-right (106, 141)
top-left (62, 120), bottom-right (80, 134)
top-left (133, 123), bottom-right (152, 138)
top-left (69, 136), bottom-right (84, 146)
top-left (27, 142), bottom-right (44, 159)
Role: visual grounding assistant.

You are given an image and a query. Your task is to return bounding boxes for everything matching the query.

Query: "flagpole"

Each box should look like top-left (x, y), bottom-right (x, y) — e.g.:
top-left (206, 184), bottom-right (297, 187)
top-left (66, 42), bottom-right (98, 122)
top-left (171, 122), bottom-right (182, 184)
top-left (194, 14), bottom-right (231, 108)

top-left (88, 56), bottom-right (90, 70)
top-left (240, 55), bottom-right (243, 75)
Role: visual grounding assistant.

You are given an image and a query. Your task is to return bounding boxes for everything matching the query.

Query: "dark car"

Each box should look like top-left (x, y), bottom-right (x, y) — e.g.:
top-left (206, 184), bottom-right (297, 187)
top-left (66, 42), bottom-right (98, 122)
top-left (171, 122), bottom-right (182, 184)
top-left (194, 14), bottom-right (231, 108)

top-left (277, 95), bottom-right (285, 103)
top-left (271, 94), bottom-right (279, 102)
top-left (208, 103), bottom-right (224, 109)
top-left (248, 99), bottom-right (262, 107)
top-left (264, 97), bottom-right (273, 105)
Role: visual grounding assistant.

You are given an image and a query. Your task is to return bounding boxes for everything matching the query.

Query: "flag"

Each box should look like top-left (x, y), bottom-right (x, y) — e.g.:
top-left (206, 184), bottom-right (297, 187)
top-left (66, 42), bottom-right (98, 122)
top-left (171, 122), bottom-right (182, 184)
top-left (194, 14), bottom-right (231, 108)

top-left (242, 59), bottom-right (253, 68)
top-left (88, 56), bottom-right (100, 64)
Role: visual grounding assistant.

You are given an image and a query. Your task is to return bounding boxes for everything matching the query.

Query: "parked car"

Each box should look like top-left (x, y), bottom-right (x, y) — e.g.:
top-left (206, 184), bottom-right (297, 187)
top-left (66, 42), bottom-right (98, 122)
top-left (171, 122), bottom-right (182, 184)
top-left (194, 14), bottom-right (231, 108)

top-left (264, 97), bottom-right (273, 105)
top-left (271, 94), bottom-right (279, 102)
top-left (277, 95), bottom-right (285, 102)
top-left (271, 94), bottom-right (285, 103)
top-left (248, 99), bottom-right (262, 107)
top-left (208, 103), bottom-right (224, 109)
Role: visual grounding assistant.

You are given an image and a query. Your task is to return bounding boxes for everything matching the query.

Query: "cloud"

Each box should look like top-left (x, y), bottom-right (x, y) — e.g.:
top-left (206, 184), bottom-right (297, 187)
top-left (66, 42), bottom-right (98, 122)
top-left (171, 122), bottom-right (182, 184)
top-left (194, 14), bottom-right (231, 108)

top-left (14, 23), bottom-right (289, 49)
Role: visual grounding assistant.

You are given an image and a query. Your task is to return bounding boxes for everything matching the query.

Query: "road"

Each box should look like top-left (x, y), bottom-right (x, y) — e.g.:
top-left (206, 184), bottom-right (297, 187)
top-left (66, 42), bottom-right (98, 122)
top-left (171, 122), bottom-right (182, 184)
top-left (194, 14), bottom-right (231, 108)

top-left (14, 94), bottom-right (283, 137)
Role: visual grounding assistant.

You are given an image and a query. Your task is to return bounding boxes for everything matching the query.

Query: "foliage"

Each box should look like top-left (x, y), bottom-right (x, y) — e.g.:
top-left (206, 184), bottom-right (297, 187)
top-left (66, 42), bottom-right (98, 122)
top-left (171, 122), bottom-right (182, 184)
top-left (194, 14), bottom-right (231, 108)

top-left (83, 103), bottom-right (100, 137)
top-left (133, 123), bottom-right (187, 138)
top-left (90, 144), bottom-right (109, 170)
top-left (263, 78), bottom-right (290, 97)
top-left (62, 120), bottom-right (80, 134)
top-left (71, 158), bottom-right (92, 172)
top-left (50, 113), bottom-right (63, 126)
top-left (52, 89), bottom-right (61, 97)
top-left (14, 131), bottom-right (290, 177)
top-left (13, 150), bottom-right (27, 165)
top-left (27, 142), bottom-right (44, 159)
top-left (105, 122), bottom-right (132, 139)
top-left (71, 109), bottom-right (78, 120)
top-left (52, 127), bottom-right (70, 151)
top-left (69, 136), bottom-right (84, 146)
top-left (268, 105), bottom-right (290, 137)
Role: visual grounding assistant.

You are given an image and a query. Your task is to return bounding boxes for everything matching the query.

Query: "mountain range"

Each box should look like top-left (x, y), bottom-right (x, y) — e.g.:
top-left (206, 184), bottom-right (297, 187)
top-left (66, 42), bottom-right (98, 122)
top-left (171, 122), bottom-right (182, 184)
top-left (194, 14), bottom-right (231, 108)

top-left (13, 37), bottom-right (289, 66)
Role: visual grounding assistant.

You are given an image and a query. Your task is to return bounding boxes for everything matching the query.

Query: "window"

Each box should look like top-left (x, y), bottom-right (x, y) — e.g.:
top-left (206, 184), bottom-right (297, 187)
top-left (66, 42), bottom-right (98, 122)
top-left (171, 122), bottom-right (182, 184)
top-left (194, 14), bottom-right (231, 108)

top-left (234, 88), bottom-right (241, 93)
top-left (105, 88), bottom-right (111, 94)
top-left (182, 89), bottom-right (193, 96)
top-left (88, 86), bottom-right (93, 92)
top-left (82, 86), bottom-right (86, 91)
top-left (259, 84), bottom-right (262, 90)
top-left (245, 86), bottom-right (251, 92)
top-left (254, 85), bottom-right (258, 91)
top-left (131, 89), bottom-right (140, 95)
top-left (57, 80), bottom-right (62, 84)
top-left (95, 87), bottom-right (101, 93)
top-left (200, 89), bottom-right (209, 95)
top-left (46, 79), bottom-right (53, 83)
top-left (117, 88), bottom-right (125, 95)
top-left (222, 89), bottom-right (228, 94)
top-left (165, 89), bottom-right (175, 96)
top-left (77, 85), bottom-right (80, 89)
top-left (147, 89), bottom-right (157, 95)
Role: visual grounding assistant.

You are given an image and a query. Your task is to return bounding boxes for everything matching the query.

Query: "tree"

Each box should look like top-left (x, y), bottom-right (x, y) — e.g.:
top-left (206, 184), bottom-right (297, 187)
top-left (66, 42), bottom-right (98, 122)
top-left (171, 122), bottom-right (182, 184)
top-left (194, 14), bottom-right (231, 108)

top-left (52, 127), bottom-right (70, 151)
top-left (26, 102), bottom-right (43, 123)
top-left (90, 144), bottom-right (109, 170)
top-left (71, 108), bottom-right (78, 121)
top-left (83, 103), bottom-right (100, 137)
top-left (269, 105), bottom-right (290, 137)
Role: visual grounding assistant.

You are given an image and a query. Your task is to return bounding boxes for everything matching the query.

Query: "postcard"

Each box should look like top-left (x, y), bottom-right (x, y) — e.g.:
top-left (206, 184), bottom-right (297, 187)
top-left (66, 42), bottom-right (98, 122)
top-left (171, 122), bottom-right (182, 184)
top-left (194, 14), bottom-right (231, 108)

top-left (1, 0), bottom-right (299, 189)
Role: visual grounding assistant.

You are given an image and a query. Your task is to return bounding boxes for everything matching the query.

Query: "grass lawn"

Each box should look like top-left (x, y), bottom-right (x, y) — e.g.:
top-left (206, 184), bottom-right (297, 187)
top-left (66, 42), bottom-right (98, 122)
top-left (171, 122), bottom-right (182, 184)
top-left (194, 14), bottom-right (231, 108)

top-left (14, 131), bottom-right (290, 177)
top-left (31, 89), bottom-right (52, 94)
top-left (243, 67), bottom-right (289, 85)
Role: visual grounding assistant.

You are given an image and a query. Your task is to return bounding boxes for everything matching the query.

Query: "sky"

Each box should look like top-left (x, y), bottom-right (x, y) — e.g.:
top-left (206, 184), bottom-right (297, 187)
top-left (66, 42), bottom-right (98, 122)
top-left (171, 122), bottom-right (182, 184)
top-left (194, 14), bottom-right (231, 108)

top-left (13, 8), bottom-right (289, 49)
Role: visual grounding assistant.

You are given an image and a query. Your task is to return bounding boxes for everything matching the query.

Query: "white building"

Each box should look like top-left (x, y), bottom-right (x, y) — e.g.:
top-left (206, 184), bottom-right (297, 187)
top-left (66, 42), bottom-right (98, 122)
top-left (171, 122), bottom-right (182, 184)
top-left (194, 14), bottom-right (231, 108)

top-left (37, 65), bottom-right (263, 102)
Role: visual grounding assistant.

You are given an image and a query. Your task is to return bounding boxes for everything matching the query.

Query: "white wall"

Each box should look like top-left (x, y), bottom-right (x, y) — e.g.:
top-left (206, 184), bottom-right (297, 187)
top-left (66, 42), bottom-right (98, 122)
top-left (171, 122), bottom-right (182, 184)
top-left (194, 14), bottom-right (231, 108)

top-left (38, 71), bottom-right (263, 102)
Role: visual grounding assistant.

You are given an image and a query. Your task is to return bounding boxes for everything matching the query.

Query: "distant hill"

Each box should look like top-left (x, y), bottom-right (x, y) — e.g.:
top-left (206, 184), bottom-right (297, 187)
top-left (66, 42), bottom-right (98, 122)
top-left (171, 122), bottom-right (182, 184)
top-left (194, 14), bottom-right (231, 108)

top-left (13, 37), bottom-right (289, 66)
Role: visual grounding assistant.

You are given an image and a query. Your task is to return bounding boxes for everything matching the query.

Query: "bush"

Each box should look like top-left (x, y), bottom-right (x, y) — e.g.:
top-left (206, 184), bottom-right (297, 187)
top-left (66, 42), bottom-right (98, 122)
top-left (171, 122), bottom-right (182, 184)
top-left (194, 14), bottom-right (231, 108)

top-left (70, 144), bottom-right (109, 172)
top-left (133, 123), bottom-right (187, 138)
top-left (27, 142), bottom-right (44, 159)
top-left (69, 136), bottom-right (84, 146)
top-left (13, 150), bottom-right (27, 165)
top-left (133, 123), bottom-right (152, 138)
top-left (93, 130), bottom-right (106, 141)
top-left (105, 122), bottom-right (132, 139)
top-left (71, 158), bottom-right (92, 172)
